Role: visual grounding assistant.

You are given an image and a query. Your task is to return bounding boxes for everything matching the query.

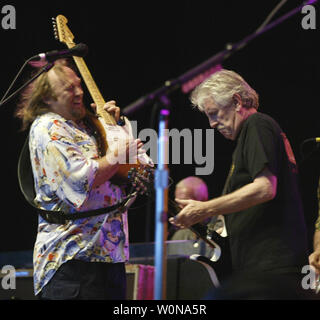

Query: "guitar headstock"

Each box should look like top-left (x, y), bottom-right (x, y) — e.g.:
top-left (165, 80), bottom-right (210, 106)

top-left (52, 15), bottom-right (75, 47)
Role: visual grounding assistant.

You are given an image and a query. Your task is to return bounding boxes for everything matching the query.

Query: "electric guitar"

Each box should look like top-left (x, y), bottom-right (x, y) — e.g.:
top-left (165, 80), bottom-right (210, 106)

top-left (52, 15), bottom-right (153, 183)
top-left (127, 167), bottom-right (232, 285)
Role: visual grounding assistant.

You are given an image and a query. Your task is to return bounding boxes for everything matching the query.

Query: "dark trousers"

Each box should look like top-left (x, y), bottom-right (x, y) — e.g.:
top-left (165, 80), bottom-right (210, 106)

top-left (206, 268), bottom-right (318, 300)
top-left (38, 260), bottom-right (127, 300)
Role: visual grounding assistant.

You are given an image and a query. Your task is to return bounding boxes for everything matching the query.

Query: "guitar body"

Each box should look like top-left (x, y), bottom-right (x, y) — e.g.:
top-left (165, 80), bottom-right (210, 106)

top-left (195, 231), bottom-right (233, 285)
top-left (185, 221), bottom-right (233, 285)
top-left (99, 116), bottom-right (153, 184)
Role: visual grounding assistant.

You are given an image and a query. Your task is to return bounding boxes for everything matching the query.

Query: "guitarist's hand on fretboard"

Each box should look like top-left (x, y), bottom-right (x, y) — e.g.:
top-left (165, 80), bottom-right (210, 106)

top-left (90, 100), bottom-right (121, 122)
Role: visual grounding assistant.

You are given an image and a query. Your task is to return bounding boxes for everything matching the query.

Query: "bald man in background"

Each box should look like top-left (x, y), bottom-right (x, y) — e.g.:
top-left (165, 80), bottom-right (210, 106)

top-left (171, 177), bottom-right (209, 240)
top-left (171, 176), bottom-right (224, 240)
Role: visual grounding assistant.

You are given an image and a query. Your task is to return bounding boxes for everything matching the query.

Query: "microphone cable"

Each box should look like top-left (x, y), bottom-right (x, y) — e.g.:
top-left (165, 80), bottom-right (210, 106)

top-left (299, 137), bottom-right (320, 165)
top-left (0, 56), bottom-right (33, 106)
top-left (0, 59), bottom-right (53, 107)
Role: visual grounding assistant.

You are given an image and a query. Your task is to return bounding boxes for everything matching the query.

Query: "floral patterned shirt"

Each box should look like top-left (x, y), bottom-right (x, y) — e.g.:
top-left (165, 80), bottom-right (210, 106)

top-left (29, 112), bottom-right (129, 295)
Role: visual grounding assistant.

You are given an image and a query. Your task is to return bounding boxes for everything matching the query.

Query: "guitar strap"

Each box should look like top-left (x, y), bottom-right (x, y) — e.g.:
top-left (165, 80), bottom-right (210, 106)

top-left (206, 161), bottom-right (235, 237)
top-left (17, 134), bottom-right (134, 225)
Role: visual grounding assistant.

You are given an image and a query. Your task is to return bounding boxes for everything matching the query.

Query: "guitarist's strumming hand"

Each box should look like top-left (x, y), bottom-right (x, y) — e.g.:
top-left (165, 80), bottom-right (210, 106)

top-left (169, 198), bottom-right (211, 229)
top-left (91, 100), bottom-right (145, 163)
top-left (90, 100), bottom-right (120, 122)
top-left (107, 138), bottom-right (145, 165)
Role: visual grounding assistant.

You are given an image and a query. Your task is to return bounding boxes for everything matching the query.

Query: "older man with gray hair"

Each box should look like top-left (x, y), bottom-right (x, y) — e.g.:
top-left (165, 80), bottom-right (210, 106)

top-left (170, 69), bottom-right (308, 296)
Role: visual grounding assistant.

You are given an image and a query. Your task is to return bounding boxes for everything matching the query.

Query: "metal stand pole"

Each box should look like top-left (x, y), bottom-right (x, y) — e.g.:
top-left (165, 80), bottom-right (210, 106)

top-left (154, 108), bottom-right (169, 300)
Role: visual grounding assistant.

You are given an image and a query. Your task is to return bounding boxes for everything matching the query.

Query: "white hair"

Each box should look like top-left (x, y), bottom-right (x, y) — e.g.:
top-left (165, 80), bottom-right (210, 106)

top-left (190, 69), bottom-right (259, 111)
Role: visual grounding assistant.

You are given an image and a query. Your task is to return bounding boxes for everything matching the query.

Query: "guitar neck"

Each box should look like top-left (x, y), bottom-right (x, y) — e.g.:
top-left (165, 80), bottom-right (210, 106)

top-left (54, 15), bottom-right (116, 125)
top-left (71, 54), bottom-right (116, 125)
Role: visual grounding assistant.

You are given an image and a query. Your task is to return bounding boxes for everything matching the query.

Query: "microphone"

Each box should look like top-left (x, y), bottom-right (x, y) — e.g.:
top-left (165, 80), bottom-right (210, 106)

top-left (301, 137), bottom-right (320, 146)
top-left (29, 43), bottom-right (88, 62)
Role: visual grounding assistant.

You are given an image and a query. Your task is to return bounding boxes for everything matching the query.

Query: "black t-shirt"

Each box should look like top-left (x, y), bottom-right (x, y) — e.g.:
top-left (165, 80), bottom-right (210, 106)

top-left (224, 112), bottom-right (308, 274)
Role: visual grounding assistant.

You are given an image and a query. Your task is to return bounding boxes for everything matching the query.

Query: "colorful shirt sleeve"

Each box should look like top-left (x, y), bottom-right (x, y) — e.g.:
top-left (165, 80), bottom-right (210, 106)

top-left (40, 120), bottom-right (99, 210)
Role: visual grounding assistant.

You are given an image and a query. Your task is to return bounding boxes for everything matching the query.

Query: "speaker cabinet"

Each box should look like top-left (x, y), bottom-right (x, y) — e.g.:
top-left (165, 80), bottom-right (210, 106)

top-left (125, 264), bottom-right (154, 300)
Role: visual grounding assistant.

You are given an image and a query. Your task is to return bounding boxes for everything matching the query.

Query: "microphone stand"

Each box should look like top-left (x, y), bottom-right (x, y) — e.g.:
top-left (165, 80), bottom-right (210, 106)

top-left (122, 0), bottom-right (317, 117)
top-left (154, 105), bottom-right (170, 300)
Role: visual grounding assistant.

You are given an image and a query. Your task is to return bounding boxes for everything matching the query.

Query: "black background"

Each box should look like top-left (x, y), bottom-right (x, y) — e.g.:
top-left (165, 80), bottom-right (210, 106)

top-left (0, 1), bottom-right (319, 253)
